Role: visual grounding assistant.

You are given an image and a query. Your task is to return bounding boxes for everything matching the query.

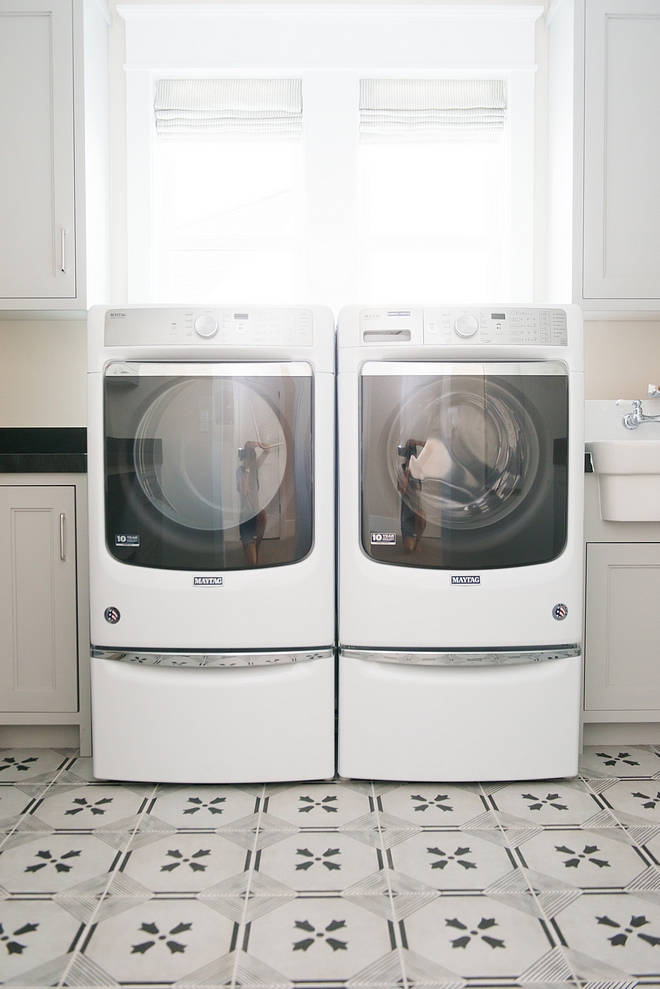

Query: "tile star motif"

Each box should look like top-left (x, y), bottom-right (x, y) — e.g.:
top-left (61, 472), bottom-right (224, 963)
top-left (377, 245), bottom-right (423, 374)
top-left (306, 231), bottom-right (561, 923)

top-left (197, 870), bottom-right (296, 923)
top-left (346, 948), bottom-right (466, 989)
top-left (173, 949), bottom-right (293, 988)
top-left (516, 945), bottom-right (575, 986)
top-left (94, 813), bottom-right (175, 850)
top-left (341, 869), bottom-right (438, 920)
top-left (215, 812), bottom-right (299, 850)
top-left (338, 811), bottom-right (420, 848)
top-left (2, 951), bottom-right (119, 988)
top-left (53, 871), bottom-right (152, 924)
top-left (482, 870), bottom-right (543, 919)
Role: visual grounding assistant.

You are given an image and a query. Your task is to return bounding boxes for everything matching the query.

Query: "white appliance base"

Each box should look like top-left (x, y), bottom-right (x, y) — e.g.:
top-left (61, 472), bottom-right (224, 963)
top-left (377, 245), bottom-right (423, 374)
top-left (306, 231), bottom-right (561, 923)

top-left (338, 652), bottom-right (581, 782)
top-left (92, 654), bottom-right (335, 783)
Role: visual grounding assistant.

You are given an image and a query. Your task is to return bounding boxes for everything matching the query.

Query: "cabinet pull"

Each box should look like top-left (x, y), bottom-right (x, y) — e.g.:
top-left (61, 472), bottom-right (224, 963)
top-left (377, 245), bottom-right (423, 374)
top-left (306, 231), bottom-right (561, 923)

top-left (60, 513), bottom-right (66, 561)
top-left (60, 228), bottom-right (66, 273)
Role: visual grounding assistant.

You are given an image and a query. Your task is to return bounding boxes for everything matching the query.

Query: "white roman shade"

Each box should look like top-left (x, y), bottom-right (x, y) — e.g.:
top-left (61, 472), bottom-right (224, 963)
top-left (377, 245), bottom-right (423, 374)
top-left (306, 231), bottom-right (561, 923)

top-left (154, 79), bottom-right (303, 141)
top-left (359, 79), bottom-right (506, 144)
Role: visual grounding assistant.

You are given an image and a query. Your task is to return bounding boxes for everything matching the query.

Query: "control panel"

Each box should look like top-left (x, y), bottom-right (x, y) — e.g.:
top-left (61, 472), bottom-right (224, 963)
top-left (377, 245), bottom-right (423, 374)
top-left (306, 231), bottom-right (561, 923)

top-left (424, 308), bottom-right (568, 346)
top-left (104, 308), bottom-right (314, 347)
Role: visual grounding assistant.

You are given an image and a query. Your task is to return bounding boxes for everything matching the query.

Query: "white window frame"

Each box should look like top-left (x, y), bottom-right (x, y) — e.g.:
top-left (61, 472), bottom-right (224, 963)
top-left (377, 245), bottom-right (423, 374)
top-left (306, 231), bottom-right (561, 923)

top-left (119, 3), bottom-right (543, 309)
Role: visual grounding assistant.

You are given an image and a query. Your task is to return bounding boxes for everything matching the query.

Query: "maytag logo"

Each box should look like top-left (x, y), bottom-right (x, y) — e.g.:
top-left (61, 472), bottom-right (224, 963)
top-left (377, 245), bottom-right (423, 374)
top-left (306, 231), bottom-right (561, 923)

top-left (451, 575), bottom-right (481, 585)
top-left (193, 576), bottom-right (224, 586)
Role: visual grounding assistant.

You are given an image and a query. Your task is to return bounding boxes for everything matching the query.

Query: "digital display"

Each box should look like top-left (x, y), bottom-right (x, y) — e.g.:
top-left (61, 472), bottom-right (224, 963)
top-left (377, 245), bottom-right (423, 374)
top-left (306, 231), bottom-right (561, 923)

top-left (491, 313), bottom-right (506, 320)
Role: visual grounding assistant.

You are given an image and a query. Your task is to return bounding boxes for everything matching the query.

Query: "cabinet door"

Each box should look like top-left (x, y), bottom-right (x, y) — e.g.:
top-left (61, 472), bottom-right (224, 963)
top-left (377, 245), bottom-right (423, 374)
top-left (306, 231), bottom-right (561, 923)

top-left (0, 486), bottom-right (78, 712)
top-left (582, 0), bottom-right (660, 302)
top-left (0, 0), bottom-right (75, 299)
top-left (585, 542), bottom-right (660, 711)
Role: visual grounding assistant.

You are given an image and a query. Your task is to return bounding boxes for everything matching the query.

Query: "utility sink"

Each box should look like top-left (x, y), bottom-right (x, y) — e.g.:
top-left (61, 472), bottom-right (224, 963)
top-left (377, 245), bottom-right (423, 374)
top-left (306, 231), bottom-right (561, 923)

top-left (586, 400), bottom-right (660, 521)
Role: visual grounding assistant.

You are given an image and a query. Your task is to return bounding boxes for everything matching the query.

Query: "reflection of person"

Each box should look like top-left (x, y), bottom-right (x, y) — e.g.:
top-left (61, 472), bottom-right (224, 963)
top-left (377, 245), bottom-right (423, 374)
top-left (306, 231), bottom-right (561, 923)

top-left (398, 439), bottom-right (427, 554)
top-left (237, 441), bottom-right (270, 565)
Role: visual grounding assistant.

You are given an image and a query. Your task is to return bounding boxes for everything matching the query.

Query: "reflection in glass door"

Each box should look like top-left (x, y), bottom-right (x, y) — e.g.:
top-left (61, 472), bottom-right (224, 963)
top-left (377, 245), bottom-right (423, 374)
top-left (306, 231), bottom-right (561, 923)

top-left (361, 362), bottom-right (568, 570)
top-left (105, 363), bottom-right (313, 571)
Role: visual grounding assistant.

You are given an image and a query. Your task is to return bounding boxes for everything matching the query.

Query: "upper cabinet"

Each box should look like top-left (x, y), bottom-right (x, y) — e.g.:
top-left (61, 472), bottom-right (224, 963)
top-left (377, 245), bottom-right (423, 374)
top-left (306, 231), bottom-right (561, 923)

top-left (548, 0), bottom-right (660, 312)
top-left (0, 0), bottom-right (110, 311)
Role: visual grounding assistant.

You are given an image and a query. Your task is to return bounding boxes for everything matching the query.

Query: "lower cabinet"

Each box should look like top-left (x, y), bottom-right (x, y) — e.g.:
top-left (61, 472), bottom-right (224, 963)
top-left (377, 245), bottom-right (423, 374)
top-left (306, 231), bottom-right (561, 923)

top-left (0, 477), bottom-right (90, 754)
top-left (585, 542), bottom-right (660, 714)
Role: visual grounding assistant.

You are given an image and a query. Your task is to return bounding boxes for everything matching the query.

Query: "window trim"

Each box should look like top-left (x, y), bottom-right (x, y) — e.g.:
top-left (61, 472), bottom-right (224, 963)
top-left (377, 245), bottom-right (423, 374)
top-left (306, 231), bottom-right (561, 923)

top-left (120, 3), bottom-right (543, 306)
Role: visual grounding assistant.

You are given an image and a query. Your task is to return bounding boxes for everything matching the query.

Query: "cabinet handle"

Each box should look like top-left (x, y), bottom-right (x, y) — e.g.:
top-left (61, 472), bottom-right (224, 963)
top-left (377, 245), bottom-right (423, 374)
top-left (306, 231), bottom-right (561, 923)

top-left (60, 513), bottom-right (66, 561)
top-left (60, 228), bottom-right (66, 273)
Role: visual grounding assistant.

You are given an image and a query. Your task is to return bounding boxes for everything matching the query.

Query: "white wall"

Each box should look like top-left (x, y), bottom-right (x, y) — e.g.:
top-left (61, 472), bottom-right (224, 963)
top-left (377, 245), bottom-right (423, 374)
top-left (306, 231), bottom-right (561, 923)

top-left (0, 0), bottom-right (658, 429)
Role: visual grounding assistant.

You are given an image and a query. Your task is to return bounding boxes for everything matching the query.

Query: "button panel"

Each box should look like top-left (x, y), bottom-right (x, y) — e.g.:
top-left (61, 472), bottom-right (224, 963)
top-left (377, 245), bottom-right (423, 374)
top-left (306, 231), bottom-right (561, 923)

top-left (105, 308), bottom-right (314, 347)
top-left (424, 308), bottom-right (568, 346)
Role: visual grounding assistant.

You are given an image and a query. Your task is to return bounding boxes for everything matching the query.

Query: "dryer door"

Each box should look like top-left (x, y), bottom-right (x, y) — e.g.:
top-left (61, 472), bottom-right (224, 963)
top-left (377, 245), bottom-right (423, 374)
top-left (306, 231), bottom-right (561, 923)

top-left (361, 361), bottom-right (568, 570)
top-left (104, 362), bottom-right (313, 570)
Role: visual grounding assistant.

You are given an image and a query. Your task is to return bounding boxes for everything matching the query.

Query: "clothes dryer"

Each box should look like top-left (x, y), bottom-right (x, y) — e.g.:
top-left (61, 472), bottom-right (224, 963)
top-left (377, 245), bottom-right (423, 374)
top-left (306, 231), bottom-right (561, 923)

top-left (88, 305), bottom-right (335, 783)
top-left (337, 304), bottom-right (584, 781)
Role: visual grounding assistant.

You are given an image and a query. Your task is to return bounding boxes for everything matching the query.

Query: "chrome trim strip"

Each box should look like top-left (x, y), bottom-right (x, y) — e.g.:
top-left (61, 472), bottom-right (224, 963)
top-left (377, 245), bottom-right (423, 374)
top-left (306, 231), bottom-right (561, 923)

top-left (92, 648), bottom-right (333, 668)
top-left (105, 361), bottom-right (312, 378)
top-left (362, 361), bottom-right (568, 377)
top-left (341, 646), bottom-right (581, 667)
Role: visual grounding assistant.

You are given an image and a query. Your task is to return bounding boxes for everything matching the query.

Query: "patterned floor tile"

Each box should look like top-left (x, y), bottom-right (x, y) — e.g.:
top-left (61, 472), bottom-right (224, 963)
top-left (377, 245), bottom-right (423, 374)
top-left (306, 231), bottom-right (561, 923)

top-left (256, 830), bottom-right (380, 892)
top-left (0, 899), bottom-right (83, 985)
top-left (29, 784), bottom-right (147, 831)
top-left (0, 786), bottom-right (43, 825)
top-left (265, 782), bottom-right (372, 826)
top-left (555, 891), bottom-right (660, 978)
top-left (402, 894), bottom-right (556, 980)
top-left (600, 780), bottom-right (660, 823)
top-left (82, 897), bottom-right (234, 984)
top-left (148, 784), bottom-right (260, 828)
top-left (58, 756), bottom-right (107, 784)
top-left (388, 830), bottom-right (517, 892)
top-left (0, 833), bottom-right (122, 894)
top-left (245, 896), bottom-right (393, 983)
top-left (487, 779), bottom-right (604, 827)
top-left (515, 828), bottom-right (649, 890)
top-left (379, 783), bottom-right (487, 827)
top-left (580, 746), bottom-right (660, 779)
top-left (122, 832), bottom-right (248, 893)
top-left (0, 749), bottom-right (69, 782)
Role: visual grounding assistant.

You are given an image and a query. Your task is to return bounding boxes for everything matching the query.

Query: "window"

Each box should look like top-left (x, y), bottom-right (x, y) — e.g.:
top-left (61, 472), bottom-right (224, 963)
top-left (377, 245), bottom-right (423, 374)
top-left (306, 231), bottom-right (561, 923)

top-left (121, 5), bottom-right (542, 307)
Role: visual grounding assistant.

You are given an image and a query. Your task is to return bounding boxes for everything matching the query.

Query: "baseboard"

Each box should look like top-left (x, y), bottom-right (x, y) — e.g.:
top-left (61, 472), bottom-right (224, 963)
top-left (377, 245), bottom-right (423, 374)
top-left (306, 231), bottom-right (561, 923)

top-left (0, 725), bottom-right (80, 748)
top-left (582, 722), bottom-right (660, 745)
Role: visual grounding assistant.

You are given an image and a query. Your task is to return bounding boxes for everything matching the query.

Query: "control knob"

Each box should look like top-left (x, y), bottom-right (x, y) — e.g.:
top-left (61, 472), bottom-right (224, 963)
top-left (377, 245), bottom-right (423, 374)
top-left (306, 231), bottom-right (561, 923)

top-left (454, 314), bottom-right (479, 338)
top-left (194, 314), bottom-right (218, 338)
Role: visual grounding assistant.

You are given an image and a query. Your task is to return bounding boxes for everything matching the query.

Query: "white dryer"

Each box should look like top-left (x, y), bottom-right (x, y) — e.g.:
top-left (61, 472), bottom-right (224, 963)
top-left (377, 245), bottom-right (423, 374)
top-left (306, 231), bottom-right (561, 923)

top-left (337, 305), bottom-right (584, 782)
top-left (88, 305), bottom-right (335, 783)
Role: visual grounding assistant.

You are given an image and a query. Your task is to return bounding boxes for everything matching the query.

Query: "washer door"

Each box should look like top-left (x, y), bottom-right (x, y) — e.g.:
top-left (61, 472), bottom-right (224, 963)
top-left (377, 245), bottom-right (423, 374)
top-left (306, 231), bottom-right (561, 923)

top-left (104, 362), bottom-right (313, 570)
top-left (361, 361), bottom-right (568, 569)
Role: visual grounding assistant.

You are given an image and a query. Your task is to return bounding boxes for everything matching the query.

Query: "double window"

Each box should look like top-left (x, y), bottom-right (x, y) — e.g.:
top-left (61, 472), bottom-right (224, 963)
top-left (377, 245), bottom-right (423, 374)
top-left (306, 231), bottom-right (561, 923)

top-left (123, 6), bottom-right (540, 306)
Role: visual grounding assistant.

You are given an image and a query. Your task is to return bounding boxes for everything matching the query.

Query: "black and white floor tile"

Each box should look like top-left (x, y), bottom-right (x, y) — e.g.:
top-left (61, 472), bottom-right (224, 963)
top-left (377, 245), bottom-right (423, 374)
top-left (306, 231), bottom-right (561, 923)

top-left (2, 746), bottom-right (660, 986)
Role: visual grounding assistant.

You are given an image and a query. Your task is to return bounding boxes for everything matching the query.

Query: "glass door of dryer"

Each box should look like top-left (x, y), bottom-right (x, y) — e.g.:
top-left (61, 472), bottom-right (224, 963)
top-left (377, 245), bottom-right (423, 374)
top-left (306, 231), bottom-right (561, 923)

top-left (104, 362), bottom-right (313, 570)
top-left (361, 362), bottom-right (568, 570)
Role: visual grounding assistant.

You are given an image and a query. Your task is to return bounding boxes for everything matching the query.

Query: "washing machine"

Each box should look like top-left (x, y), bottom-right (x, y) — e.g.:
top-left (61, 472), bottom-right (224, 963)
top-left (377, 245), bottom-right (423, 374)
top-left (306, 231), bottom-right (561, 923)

top-left (337, 304), bottom-right (584, 781)
top-left (88, 305), bottom-right (335, 783)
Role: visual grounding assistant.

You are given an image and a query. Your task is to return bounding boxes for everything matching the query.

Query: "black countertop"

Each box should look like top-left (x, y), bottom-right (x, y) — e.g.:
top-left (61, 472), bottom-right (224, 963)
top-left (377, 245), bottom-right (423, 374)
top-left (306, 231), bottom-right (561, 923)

top-left (0, 428), bottom-right (87, 473)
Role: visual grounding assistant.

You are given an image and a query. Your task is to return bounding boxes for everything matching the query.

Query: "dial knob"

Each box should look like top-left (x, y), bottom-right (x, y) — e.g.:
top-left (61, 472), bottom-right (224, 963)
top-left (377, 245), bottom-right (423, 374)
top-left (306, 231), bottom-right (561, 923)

top-left (454, 314), bottom-right (479, 338)
top-left (194, 314), bottom-right (218, 338)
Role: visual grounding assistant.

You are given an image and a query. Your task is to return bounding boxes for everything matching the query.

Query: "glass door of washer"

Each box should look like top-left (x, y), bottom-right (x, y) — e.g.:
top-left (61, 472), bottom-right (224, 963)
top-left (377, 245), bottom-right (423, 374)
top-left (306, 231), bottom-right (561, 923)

top-left (361, 361), bottom-right (569, 570)
top-left (104, 362), bottom-right (313, 570)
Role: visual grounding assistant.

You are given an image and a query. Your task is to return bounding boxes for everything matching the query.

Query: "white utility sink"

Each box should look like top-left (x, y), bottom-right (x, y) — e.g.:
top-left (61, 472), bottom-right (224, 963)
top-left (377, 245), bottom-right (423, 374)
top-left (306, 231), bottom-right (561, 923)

top-left (586, 400), bottom-right (660, 521)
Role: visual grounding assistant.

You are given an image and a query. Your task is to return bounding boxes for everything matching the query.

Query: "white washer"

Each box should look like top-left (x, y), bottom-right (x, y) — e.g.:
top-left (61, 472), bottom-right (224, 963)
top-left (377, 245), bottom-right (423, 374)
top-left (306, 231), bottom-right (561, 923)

top-left (337, 304), bottom-right (584, 781)
top-left (88, 305), bottom-right (335, 783)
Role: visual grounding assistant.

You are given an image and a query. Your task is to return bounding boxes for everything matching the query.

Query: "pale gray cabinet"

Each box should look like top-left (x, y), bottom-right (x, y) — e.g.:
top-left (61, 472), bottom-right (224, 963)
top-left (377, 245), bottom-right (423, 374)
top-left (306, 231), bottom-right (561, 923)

top-left (584, 542), bottom-right (660, 713)
top-left (547, 0), bottom-right (660, 310)
top-left (0, 486), bottom-right (78, 712)
top-left (0, 0), bottom-right (109, 310)
top-left (0, 1), bottom-right (75, 301)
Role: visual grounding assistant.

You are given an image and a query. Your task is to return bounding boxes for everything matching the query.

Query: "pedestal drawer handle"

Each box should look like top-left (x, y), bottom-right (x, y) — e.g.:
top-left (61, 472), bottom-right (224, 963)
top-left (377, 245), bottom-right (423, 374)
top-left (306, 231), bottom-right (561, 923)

top-left (61, 228), bottom-right (66, 273)
top-left (60, 513), bottom-right (66, 561)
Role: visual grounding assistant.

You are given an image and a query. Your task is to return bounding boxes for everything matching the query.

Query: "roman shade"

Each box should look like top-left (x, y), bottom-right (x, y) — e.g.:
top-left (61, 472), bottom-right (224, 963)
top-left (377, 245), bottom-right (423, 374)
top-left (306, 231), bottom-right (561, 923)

top-left (359, 79), bottom-right (506, 143)
top-left (154, 79), bottom-right (303, 141)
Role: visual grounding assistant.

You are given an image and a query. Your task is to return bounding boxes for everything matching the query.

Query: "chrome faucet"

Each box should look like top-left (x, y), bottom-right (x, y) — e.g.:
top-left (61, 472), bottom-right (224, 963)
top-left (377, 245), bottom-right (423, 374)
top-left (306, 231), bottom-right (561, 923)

top-left (622, 400), bottom-right (660, 429)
